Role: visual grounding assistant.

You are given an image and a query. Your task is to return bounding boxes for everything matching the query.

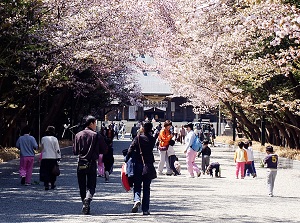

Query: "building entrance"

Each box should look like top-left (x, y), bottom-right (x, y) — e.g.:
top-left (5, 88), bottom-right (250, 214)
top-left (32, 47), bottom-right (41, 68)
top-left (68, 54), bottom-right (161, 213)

top-left (144, 108), bottom-right (165, 121)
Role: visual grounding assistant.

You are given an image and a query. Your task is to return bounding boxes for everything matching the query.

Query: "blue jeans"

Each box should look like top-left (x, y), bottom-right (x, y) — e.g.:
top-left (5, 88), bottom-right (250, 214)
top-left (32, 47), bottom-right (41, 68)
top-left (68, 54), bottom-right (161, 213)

top-left (133, 163), bottom-right (152, 212)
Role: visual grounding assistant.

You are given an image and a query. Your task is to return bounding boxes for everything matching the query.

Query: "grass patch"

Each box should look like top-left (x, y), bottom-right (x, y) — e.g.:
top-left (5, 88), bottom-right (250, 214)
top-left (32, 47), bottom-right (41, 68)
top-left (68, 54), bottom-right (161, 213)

top-left (0, 140), bottom-right (73, 163)
top-left (0, 147), bottom-right (20, 163)
top-left (216, 135), bottom-right (300, 161)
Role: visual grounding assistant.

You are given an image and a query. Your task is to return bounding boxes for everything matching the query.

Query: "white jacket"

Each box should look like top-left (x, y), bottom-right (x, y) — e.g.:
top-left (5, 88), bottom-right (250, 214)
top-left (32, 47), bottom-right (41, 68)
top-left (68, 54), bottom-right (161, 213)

top-left (167, 145), bottom-right (176, 156)
top-left (245, 147), bottom-right (254, 161)
top-left (41, 136), bottom-right (61, 159)
top-left (185, 130), bottom-right (195, 151)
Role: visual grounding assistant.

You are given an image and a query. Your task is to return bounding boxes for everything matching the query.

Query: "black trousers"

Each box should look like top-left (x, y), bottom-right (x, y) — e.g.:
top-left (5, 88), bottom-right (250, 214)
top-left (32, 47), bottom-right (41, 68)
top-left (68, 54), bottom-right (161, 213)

top-left (77, 160), bottom-right (97, 202)
top-left (168, 155), bottom-right (180, 175)
top-left (40, 159), bottom-right (58, 187)
top-left (209, 166), bottom-right (220, 177)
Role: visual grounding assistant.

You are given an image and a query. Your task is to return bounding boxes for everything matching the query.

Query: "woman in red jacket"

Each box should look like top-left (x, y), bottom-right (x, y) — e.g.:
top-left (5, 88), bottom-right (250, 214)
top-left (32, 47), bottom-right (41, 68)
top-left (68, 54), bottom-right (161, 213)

top-left (157, 120), bottom-right (173, 175)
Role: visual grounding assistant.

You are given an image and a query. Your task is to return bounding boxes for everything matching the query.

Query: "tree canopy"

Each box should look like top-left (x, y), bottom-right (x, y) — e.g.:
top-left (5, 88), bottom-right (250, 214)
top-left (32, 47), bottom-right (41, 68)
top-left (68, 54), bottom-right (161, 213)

top-left (0, 0), bottom-right (299, 148)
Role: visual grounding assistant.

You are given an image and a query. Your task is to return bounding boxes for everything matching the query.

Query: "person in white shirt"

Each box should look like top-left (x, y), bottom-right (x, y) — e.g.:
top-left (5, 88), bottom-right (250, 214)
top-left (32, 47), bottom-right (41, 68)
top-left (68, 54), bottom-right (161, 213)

top-left (167, 140), bottom-right (180, 176)
top-left (173, 125), bottom-right (179, 142)
top-left (183, 123), bottom-right (201, 178)
top-left (39, 126), bottom-right (61, 190)
top-left (244, 141), bottom-right (256, 178)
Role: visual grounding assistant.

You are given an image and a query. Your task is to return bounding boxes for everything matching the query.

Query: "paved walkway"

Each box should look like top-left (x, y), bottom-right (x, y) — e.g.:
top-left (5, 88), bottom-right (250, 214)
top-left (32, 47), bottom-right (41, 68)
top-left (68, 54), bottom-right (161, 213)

top-left (0, 135), bottom-right (299, 223)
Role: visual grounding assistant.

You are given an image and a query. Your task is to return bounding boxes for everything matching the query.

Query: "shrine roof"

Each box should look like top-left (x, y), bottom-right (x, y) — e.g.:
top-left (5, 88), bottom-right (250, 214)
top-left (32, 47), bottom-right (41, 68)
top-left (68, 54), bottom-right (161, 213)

top-left (136, 70), bottom-right (173, 96)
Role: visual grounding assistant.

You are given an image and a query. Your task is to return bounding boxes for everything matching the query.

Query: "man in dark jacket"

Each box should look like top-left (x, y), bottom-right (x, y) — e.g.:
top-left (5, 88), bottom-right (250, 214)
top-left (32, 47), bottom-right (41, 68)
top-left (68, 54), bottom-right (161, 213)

top-left (73, 115), bottom-right (107, 215)
top-left (130, 123), bottom-right (139, 140)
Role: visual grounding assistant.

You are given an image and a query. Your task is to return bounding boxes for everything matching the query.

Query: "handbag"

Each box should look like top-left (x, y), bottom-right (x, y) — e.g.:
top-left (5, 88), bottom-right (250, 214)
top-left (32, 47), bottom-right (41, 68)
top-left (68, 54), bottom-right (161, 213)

top-left (142, 163), bottom-right (157, 180)
top-left (78, 159), bottom-right (90, 172)
top-left (158, 145), bottom-right (169, 151)
top-left (52, 164), bottom-right (60, 176)
top-left (138, 136), bottom-right (157, 180)
top-left (121, 163), bottom-right (131, 192)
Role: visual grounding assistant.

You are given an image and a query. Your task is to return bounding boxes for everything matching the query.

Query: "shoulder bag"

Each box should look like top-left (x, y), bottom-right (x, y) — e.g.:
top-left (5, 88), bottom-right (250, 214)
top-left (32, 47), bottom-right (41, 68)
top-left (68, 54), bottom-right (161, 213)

top-left (138, 136), bottom-right (157, 180)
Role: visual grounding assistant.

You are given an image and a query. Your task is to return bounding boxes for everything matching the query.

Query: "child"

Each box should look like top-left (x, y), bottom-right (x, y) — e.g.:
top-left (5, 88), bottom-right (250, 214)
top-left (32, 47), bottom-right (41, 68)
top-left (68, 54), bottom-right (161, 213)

top-left (244, 141), bottom-right (255, 178)
top-left (264, 146), bottom-right (278, 197)
top-left (97, 154), bottom-right (105, 177)
top-left (198, 139), bottom-right (211, 174)
top-left (167, 140), bottom-right (180, 176)
top-left (248, 141), bottom-right (257, 177)
top-left (174, 157), bottom-right (181, 175)
top-left (234, 141), bottom-right (248, 179)
top-left (206, 162), bottom-right (221, 177)
top-left (103, 139), bottom-right (114, 182)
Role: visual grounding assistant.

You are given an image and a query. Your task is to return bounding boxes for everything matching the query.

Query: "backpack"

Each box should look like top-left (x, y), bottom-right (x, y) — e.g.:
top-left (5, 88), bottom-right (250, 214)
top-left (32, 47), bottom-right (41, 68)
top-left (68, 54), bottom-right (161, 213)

top-left (191, 134), bottom-right (202, 152)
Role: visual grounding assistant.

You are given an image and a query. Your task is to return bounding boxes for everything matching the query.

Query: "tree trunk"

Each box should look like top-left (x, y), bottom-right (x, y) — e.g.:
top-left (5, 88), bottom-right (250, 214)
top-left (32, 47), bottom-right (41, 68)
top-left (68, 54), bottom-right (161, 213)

top-left (1, 98), bottom-right (37, 146)
top-left (273, 120), bottom-right (292, 148)
top-left (223, 101), bottom-right (260, 141)
top-left (40, 88), bottom-right (69, 134)
top-left (287, 72), bottom-right (300, 99)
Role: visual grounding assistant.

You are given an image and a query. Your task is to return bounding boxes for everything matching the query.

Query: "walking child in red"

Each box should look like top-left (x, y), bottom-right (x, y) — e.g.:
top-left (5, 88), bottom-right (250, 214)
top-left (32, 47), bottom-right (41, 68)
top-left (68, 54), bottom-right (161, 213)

top-left (234, 141), bottom-right (248, 179)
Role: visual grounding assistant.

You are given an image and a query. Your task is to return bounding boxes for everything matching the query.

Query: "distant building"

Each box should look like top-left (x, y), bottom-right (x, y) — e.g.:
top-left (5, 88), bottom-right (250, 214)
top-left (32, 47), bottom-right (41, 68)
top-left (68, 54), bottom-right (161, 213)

top-left (133, 69), bottom-right (195, 122)
top-left (106, 55), bottom-right (197, 122)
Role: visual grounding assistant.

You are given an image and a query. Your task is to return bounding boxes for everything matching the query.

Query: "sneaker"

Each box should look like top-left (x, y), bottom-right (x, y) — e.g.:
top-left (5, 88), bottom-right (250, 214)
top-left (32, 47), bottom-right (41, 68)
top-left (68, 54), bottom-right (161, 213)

top-left (252, 173), bottom-right (257, 178)
top-left (105, 171), bottom-right (109, 182)
top-left (268, 193), bottom-right (273, 197)
top-left (21, 177), bottom-right (25, 185)
top-left (197, 172), bottom-right (201, 177)
top-left (188, 175), bottom-right (195, 178)
top-left (131, 201), bottom-right (141, 213)
top-left (166, 172), bottom-right (173, 176)
top-left (158, 171), bottom-right (164, 175)
top-left (82, 198), bottom-right (91, 215)
top-left (143, 211), bottom-right (150, 215)
top-left (25, 183), bottom-right (31, 186)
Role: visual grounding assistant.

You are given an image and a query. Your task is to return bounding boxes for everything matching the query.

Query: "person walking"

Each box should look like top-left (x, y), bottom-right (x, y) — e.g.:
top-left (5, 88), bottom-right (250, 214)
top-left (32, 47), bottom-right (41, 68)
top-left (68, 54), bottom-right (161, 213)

top-left (173, 125), bottom-right (179, 142)
top-left (157, 120), bottom-right (173, 175)
top-left (16, 125), bottom-right (38, 186)
top-left (130, 123), bottom-right (139, 140)
top-left (113, 123), bottom-right (119, 140)
top-left (243, 141), bottom-right (255, 178)
top-left (264, 146), bottom-right (278, 197)
top-left (73, 115), bottom-right (107, 215)
top-left (125, 122), bottom-right (156, 215)
top-left (120, 123), bottom-right (126, 139)
top-left (183, 123), bottom-right (201, 178)
top-left (103, 138), bottom-right (114, 183)
top-left (198, 139), bottom-right (211, 174)
top-left (179, 125), bottom-right (186, 144)
top-left (234, 141), bottom-right (248, 179)
top-left (210, 124), bottom-right (216, 146)
top-left (39, 126), bottom-right (61, 190)
top-left (247, 141), bottom-right (257, 177)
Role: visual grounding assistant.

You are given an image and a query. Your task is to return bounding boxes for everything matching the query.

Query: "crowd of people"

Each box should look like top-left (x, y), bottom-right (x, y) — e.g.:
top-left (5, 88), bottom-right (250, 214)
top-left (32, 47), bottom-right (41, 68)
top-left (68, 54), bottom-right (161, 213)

top-left (15, 117), bottom-right (278, 216)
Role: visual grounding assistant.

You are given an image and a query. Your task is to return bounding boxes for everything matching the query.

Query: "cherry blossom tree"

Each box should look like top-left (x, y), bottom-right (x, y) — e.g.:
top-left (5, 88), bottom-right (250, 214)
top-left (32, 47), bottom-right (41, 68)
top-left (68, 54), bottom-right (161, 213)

top-left (1, 0), bottom-right (299, 148)
top-left (150, 0), bottom-right (300, 148)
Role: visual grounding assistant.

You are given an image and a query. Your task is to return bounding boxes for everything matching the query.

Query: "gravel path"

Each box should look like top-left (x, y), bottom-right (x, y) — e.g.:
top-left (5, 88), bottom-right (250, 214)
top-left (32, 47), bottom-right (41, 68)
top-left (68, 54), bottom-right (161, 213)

top-left (0, 135), bottom-right (299, 223)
